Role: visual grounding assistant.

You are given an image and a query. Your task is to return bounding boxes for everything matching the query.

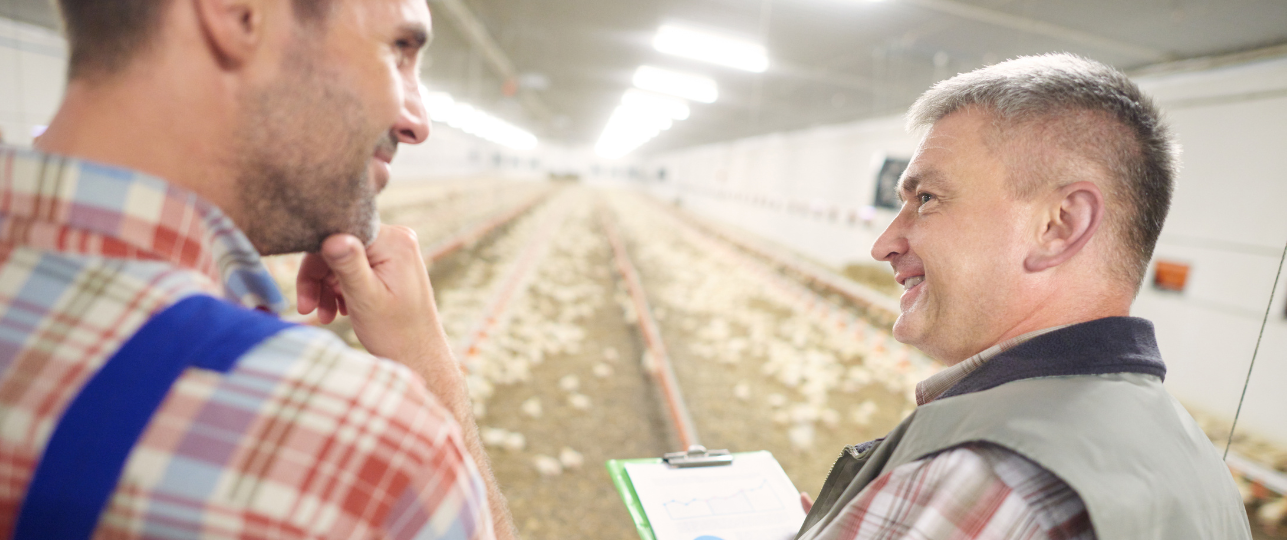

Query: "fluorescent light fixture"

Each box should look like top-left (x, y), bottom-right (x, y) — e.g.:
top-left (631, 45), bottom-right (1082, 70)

top-left (621, 89), bottom-right (690, 120)
top-left (632, 66), bottom-right (718, 104)
top-left (596, 87), bottom-right (700, 159)
top-left (595, 104), bottom-right (679, 159)
top-left (653, 24), bottom-right (768, 73)
top-left (424, 91), bottom-right (457, 119)
top-left (425, 91), bottom-right (538, 150)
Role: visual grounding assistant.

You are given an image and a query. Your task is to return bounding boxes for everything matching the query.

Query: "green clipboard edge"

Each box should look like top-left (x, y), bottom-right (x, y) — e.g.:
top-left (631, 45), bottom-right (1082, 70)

top-left (605, 451), bottom-right (771, 540)
top-left (605, 457), bottom-right (661, 540)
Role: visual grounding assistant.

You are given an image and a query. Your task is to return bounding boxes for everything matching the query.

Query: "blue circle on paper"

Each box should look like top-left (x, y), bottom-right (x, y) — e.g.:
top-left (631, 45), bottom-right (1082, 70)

top-left (694, 537), bottom-right (725, 540)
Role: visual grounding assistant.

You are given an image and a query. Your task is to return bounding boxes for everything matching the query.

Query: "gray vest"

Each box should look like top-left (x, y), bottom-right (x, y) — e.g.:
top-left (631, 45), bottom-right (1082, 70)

top-left (798, 319), bottom-right (1251, 540)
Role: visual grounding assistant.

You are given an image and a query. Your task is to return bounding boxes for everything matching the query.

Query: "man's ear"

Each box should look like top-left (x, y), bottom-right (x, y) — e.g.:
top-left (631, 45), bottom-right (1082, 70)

top-left (193, 0), bottom-right (266, 68)
top-left (1025, 181), bottom-right (1104, 273)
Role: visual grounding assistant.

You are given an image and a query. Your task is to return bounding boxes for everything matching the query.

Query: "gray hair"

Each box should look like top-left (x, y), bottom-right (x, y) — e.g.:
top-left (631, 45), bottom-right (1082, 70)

top-left (907, 53), bottom-right (1179, 290)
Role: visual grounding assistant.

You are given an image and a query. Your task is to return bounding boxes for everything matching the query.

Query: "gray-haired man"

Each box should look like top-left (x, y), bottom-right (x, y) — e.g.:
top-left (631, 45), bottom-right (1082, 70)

top-left (796, 54), bottom-right (1251, 540)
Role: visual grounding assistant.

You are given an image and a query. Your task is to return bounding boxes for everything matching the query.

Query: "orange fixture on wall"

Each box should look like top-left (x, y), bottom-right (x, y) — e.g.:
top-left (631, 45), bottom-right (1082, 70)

top-left (1153, 260), bottom-right (1191, 292)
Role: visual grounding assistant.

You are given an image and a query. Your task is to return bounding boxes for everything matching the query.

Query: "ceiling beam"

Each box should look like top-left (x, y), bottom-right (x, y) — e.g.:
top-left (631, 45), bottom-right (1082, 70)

top-left (900, 0), bottom-right (1170, 62)
top-left (428, 0), bottom-right (554, 122)
top-left (1130, 41), bottom-right (1287, 77)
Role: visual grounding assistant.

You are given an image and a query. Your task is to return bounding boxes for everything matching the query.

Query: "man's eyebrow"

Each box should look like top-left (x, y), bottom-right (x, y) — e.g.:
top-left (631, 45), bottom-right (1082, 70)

top-left (897, 169), bottom-right (943, 203)
top-left (399, 23), bottom-right (430, 50)
top-left (897, 174), bottom-right (920, 203)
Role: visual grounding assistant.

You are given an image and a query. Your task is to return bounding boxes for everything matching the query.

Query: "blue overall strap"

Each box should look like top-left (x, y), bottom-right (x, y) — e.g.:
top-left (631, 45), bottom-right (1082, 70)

top-left (13, 294), bottom-right (295, 540)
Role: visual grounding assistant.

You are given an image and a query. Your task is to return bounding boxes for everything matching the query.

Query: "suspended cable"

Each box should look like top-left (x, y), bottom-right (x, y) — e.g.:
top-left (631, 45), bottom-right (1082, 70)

top-left (1224, 234), bottom-right (1287, 460)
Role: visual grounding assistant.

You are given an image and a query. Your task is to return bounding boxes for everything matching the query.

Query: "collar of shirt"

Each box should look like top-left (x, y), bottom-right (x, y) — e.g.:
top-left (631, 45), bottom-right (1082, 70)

top-left (0, 145), bottom-right (288, 313)
top-left (914, 324), bottom-right (1071, 405)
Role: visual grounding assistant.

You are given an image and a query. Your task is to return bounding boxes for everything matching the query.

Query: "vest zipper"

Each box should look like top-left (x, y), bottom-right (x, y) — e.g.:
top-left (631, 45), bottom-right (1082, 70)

top-left (797, 440), bottom-right (883, 538)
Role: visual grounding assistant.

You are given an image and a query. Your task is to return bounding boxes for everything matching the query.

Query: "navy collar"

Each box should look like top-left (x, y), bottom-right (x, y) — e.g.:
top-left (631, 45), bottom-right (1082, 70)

top-left (937, 317), bottom-right (1167, 401)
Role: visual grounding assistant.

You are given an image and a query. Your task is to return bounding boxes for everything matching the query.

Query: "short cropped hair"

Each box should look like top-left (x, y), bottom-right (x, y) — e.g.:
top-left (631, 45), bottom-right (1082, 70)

top-left (55, 0), bottom-right (334, 80)
top-left (907, 53), bottom-right (1178, 290)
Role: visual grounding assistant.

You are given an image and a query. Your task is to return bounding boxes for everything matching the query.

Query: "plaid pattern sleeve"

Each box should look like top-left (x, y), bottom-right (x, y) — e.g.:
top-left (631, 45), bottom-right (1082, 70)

top-left (0, 146), bottom-right (493, 539)
top-left (814, 443), bottom-right (1095, 540)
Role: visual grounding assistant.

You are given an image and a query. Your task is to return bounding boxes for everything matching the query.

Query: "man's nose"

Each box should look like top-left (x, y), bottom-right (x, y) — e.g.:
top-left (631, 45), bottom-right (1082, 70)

top-left (393, 82), bottom-right (430, 145)
top-left (871, 208), bottom-right (910, 262)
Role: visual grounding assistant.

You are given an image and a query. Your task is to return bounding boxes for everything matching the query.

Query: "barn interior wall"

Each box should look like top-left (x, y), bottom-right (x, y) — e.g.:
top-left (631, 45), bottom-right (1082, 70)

top-left (0, 17), bottom-right (65, 147)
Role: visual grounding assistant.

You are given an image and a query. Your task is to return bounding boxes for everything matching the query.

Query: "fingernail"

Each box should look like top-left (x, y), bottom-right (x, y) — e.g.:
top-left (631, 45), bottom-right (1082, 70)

top-left (327, 239), bottom-right (356, 261)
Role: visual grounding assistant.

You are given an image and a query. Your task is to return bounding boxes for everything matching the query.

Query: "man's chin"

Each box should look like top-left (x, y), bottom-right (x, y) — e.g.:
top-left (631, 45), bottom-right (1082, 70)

top-left (891, 314), bottom-right (921, 346)
top-left (359, 212), bottom-right (382, 246)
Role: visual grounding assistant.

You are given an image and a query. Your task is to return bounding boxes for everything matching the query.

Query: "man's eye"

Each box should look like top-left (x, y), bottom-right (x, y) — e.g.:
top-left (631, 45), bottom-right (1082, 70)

top-left (394, 41), bottom-right (416, 65)
top-left (918, 192), bottom-right (933, 204)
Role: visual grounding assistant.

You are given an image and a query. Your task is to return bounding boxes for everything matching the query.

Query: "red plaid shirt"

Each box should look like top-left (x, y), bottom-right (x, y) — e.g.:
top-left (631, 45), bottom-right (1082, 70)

top-left (0, 147), bottom-right (493, 539)
top-left (817, 443), bottom-right (1094, 539)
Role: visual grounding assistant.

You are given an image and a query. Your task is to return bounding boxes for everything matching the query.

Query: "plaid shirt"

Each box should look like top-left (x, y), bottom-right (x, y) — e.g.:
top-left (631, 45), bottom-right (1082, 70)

top-left (814, 327), bottom-right (1093, 540)
top-left (0, 147), bottom-right (493, 540)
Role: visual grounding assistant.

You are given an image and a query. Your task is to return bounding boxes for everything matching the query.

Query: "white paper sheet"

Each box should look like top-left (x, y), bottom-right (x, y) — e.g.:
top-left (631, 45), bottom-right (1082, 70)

top-left (625, 451), bottom-right (806, 540)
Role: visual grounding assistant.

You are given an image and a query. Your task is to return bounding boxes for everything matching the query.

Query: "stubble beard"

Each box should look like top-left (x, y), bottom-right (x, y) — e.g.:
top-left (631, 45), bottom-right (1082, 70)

top-left (233, 41), bottom-right (383, 256)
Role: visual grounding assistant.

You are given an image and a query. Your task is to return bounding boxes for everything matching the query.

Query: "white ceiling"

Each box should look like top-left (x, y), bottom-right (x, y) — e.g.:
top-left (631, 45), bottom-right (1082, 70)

top-left (9, 0), bottom-right (1287, 154)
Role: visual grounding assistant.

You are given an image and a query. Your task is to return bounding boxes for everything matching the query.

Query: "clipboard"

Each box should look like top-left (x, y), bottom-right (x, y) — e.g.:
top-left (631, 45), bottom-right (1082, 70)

top-left (606, 446), bottom-right (805, 540)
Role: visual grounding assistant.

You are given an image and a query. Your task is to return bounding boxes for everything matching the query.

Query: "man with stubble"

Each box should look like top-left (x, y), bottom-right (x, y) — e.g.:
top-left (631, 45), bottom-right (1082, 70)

top-left (0, 0), bottom-right (515, 538)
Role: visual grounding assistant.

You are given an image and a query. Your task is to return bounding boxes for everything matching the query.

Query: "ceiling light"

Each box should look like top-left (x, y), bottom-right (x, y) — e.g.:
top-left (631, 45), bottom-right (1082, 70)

top-left (621, 89), bottom-right (691, 120)
top-left (425, 91), bottom-right (538, 150)
top-left (595, 105), bottom-right (678, 158)
top-left (653, 24), bottom-right (769, 73)
top-left (632, 66), bottom-right (718, 104)
top-left (596, 86), bottom-right (699, 159)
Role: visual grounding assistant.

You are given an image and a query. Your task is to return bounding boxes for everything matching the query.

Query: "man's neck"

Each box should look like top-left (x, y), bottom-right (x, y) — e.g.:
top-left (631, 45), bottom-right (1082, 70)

top-left (35, 74), bottom-right (240, 219)
top-left (952, 289), bottom-right (1133, 365)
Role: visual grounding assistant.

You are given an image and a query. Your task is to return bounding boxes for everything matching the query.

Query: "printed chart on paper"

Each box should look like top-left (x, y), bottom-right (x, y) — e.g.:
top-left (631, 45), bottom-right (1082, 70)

top-left (625, 451), bottom-right (805, 540)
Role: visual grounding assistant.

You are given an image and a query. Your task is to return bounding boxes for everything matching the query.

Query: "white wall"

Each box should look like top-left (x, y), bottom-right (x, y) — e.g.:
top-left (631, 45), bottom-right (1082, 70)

top-left (648, 115), bottom-right (916, 268)
top-left (1133, 57), bottom-right (1287, 446)
top-left (0, 17), bottom-right (67, 147)
top-left (649, 54), bottom-right (1287, 446)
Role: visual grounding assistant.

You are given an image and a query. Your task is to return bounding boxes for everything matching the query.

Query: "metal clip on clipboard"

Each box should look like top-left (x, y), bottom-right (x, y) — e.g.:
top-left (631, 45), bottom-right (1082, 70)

top-left (662, 445), bottom-right (734, 468)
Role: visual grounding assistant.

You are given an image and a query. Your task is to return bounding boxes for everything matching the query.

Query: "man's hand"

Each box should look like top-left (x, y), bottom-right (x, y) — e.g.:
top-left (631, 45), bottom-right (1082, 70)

top-left (297, 226), bottom-right (449, 372)
top-left (295, 226), bottom-right (517, 540)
